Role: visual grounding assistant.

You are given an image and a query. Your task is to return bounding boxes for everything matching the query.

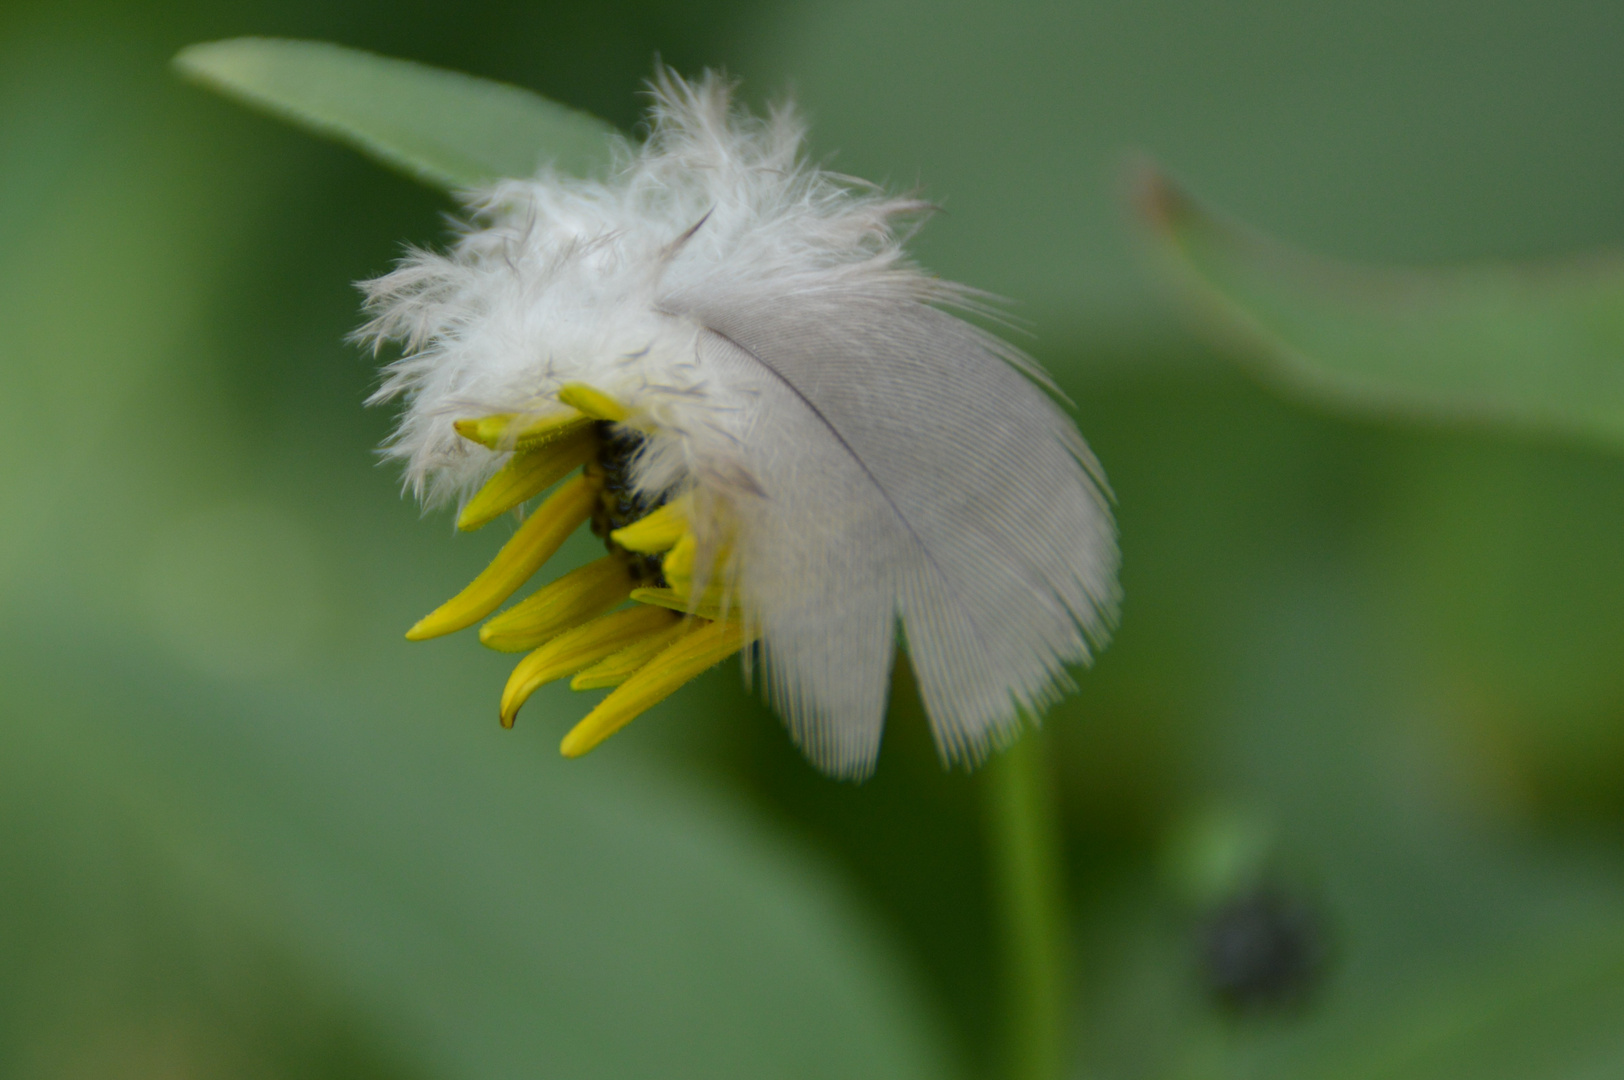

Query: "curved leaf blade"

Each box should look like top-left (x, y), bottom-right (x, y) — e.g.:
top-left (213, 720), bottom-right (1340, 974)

top-left (174, 38), bottom-right (621, 191)
top-left (1139, 167), bottom-right (1624, 450)
top-left (0, 619), bottom-right (958, 1080)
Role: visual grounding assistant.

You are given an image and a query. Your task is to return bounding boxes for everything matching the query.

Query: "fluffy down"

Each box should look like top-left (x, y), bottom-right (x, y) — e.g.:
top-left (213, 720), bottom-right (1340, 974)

top-left (357, 70), bottom-right (1120, 777)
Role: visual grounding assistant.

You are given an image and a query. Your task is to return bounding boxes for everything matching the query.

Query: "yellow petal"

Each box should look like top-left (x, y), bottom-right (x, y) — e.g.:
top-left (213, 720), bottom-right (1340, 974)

top-left (457, 426), bottom-right (597, 531)
top-left (478, 556), bottom-right (634, 653)
top-left (556, 383), bottom-right (629, 422)
top-left (608, 496), bottom-right (691, 554)
top-left (661, 532), bottom-right (698, 594)
top-left (499, 605), bottom-right (680, 727)
top-left (560, 619), bottom-right (753, 758)
top-left (406, 473), bottom-right (598, 641)
top-left (453, 410), bottom-right (591, 451)
top-left (570, 618), bottom-right (695, 690)
top-left (629, 586), bottom-right (734, 621)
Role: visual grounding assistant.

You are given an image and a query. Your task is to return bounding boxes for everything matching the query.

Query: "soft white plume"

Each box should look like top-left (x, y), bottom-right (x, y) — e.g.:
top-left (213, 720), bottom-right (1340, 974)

top-left (357, 70), bottom-right (1120, 777)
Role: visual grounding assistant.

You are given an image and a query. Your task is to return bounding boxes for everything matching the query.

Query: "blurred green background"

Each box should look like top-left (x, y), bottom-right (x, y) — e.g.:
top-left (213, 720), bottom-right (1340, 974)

top-left (5, 0), bottom-right (1624, 1077)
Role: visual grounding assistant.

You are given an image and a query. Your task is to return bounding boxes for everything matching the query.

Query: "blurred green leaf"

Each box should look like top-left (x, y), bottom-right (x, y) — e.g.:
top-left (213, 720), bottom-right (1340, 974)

top-left (0, 617), bottom-right (956, 1080)
top-left (743, 0), bottom-right (1624, 339)
top-left (173, 38), bottom-right (621, 191)
top-left (1318, 929), bottom-right (1624, 1080)
top-left (1139, 168), bottom-right (1624, 449)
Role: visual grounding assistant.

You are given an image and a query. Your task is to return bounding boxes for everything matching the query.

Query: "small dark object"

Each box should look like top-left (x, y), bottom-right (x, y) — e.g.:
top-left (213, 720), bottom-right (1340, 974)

top-left (588, 422), bottom-right (667, 583)
top-left (1198, 886), bottom-right (1328, 1012)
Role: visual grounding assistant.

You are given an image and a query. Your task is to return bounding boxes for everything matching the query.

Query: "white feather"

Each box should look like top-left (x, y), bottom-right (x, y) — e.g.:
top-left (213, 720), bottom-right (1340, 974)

top-left (357, 70), bottom-right (1120, 777)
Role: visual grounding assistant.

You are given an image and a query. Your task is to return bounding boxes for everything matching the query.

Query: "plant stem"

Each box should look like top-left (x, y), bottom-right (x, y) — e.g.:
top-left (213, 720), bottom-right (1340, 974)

top-left (985, 727), bottom-right (1068, 1080)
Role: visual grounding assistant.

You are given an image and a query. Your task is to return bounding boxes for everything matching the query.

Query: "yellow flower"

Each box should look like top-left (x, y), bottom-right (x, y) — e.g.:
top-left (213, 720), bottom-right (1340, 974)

top-left (361, 73), bottom-right (1119, 777)
top-left (404, 384), bottom-right (753, 758)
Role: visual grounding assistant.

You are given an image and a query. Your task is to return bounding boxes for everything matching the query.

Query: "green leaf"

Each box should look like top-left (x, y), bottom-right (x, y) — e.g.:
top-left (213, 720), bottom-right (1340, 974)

top-left (1139, 168), bottom-right (1624, 450)
top-left (747, 0), bottom-right (1624, 343)
top-left (0, 619), bottom-right (956, 1080)
top-left (174, 38), bottom-right (621, 191)
top-left (1317, 930), bottom-right (1624, 1080)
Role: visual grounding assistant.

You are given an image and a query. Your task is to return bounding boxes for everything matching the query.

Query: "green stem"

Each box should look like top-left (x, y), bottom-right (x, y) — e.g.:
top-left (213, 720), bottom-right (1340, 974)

top-left (985, 727), bottom-right (1068, 1080)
